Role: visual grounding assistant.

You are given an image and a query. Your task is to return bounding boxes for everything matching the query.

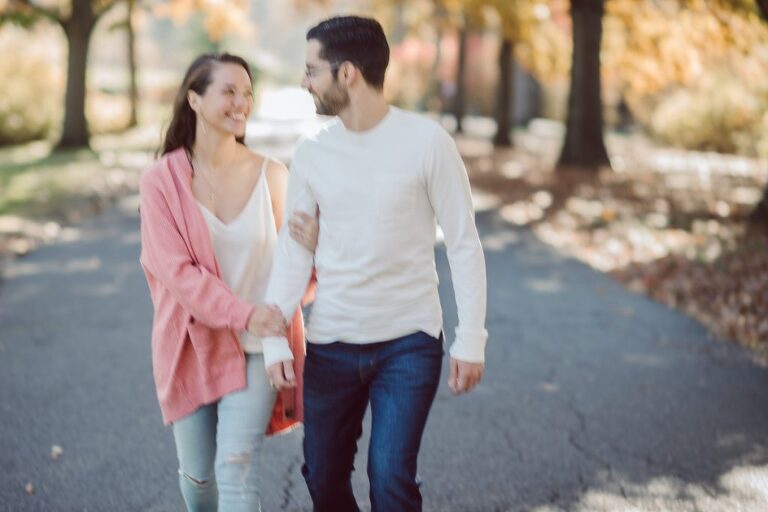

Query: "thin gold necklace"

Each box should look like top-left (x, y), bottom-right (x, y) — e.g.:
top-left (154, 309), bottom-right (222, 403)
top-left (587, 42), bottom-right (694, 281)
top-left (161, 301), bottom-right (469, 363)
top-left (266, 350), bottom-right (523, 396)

top-left (192, 156), bottom-right (217, 205)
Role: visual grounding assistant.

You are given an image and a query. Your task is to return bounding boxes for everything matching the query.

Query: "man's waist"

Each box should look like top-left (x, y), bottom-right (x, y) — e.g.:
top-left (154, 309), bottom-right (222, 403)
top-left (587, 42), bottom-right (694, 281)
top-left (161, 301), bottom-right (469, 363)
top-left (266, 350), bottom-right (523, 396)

top-left (306, 292), bottom-right (442, 341)
top-left (306, 321), bottom-right (443, 345)
top-left (311, 284), bottom-right (439, 311)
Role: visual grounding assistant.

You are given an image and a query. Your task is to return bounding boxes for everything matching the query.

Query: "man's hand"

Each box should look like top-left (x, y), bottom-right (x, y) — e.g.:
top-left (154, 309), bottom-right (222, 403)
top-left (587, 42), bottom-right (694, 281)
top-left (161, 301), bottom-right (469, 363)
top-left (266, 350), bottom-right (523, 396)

top-left (448, 357), bottom-right (484, 395)
top-left (288, 209), bottom-right (319, 252)
top-left (267, 361), bottom-right (296, 391)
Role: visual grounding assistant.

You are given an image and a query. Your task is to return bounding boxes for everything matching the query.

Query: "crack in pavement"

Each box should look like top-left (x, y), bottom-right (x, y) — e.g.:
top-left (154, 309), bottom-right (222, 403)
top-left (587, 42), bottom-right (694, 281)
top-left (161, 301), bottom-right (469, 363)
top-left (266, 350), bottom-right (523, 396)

top-left (560, 396), bottom-right (629, 499)
top-left (279, 454), bottom-right (302, 512)
top-left (490, 416), bottom-right (524, 465)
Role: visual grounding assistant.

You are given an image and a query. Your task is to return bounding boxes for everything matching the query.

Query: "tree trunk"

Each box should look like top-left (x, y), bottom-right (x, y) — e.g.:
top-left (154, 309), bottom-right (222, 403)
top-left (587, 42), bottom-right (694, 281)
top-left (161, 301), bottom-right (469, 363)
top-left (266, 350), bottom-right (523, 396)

top-left (757, 0), bottom-right (768, 20)
top-left (57, 0), bottom-right (96, 149)
top-left (127, 0), bottom-right (138, 128)
top-left (751, 0), bottom-right (768, 227)
top-left (493, 38), bottom-right (513, 147)
top-left (751, 190), bottom-right (768, 225)
top-left (453, 28), bottom-right (468, 133)
top-left (557, 0), bottom-right (610, 171)
top-left (428, 27), bottom-right (443, 111)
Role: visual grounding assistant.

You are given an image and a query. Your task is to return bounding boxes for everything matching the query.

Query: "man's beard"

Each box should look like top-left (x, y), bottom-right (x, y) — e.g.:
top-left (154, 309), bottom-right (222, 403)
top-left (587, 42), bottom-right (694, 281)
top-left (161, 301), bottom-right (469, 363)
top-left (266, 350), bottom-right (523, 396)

top-left (313, 83), bottom-right (350, 116)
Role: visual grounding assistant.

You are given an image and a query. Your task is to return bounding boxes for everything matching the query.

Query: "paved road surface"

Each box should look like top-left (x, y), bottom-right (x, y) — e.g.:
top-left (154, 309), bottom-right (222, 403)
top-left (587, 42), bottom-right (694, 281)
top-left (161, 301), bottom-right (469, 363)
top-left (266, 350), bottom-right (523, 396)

top-left (1, 195), bottom-right (767, 511)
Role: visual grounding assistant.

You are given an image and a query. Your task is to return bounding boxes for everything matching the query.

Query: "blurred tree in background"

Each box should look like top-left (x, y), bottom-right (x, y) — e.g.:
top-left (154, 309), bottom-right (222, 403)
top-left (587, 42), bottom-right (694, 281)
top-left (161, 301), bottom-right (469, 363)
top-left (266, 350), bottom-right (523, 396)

top-left (557, 0), bottom-right (610, 171)
top-left (0, 0), bottom-right (251, 149)
top-left (152, 0), bottom-right (252, 45)
top-left (748, 0), bottom-right (768, 225)
top-left (1, 0), bottom-right (767, 190)
top-left (0, 23), bottom-right (61, 144)
top-left (1, 0), bottom-right (122, 149)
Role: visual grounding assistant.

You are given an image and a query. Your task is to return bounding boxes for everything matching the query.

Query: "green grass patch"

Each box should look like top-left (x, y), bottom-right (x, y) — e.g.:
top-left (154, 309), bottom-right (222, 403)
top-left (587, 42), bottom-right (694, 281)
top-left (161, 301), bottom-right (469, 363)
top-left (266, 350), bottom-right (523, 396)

top-left (0, 130), bottom-right (154, 221)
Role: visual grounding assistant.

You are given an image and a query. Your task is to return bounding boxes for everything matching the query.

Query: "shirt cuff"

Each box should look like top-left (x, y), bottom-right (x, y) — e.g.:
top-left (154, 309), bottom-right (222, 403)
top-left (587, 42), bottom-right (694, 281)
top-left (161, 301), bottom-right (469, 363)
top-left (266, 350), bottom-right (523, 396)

top-left (261, 336), bottom-right (295, 368)
top-left (448, 326), bottom-right (488, 363)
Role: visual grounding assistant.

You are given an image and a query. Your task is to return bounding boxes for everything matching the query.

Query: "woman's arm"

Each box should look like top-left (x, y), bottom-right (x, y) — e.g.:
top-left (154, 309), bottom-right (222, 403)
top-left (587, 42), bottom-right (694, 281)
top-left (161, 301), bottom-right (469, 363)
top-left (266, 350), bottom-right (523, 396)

top-left (139, 172), bottom-right (257, 332)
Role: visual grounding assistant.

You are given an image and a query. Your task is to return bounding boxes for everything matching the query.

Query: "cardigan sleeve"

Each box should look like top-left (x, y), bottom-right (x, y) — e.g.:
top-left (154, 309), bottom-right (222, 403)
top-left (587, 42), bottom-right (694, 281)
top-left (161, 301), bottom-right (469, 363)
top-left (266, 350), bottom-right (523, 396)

top-left (139, 171), bottom-right (255, 332)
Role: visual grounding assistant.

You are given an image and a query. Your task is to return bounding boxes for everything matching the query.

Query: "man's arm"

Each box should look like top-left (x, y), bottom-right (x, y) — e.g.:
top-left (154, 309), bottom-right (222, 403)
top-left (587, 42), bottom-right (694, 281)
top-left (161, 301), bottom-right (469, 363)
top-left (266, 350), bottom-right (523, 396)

top-left (261, 151), bottom-right (317, 371)
top-left (425, 126), bottom-right (488, 392)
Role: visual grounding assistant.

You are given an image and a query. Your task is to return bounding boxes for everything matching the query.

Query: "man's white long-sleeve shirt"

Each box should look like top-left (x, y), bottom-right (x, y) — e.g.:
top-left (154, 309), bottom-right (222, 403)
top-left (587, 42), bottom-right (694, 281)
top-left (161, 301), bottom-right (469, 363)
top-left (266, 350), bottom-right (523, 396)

top-left (261, 107), bottom-right (487, 367)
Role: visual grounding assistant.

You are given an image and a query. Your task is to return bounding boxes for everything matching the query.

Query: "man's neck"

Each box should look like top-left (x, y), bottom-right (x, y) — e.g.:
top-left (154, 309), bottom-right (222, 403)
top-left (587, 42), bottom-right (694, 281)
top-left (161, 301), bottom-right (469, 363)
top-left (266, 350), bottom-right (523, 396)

top-left (337, 90), bottom-right (390, 133)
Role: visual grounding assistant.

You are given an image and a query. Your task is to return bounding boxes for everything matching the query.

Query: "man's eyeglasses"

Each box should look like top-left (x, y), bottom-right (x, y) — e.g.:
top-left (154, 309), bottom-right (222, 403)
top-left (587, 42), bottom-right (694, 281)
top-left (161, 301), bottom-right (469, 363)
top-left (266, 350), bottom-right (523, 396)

top-left (304, 63), bottom-right (341, 80)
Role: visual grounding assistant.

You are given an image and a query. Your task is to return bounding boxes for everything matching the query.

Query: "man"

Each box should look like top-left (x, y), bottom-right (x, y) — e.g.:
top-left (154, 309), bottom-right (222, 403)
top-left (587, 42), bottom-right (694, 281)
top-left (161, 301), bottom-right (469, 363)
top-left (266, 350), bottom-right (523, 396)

top-left (261, 15), bottom-right (488, 512)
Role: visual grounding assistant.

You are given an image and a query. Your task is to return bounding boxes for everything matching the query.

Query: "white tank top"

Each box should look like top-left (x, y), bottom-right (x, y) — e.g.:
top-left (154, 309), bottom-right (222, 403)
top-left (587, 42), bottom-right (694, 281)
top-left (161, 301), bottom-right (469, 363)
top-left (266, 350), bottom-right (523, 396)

top-left (197, 157), bottom-right (276, 353)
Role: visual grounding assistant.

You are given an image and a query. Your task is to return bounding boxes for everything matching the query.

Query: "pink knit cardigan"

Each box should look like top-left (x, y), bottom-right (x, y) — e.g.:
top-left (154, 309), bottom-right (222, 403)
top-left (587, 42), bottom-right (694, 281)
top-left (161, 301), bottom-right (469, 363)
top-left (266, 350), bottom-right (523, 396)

top-left (138, 147), bottom-right (309, 432)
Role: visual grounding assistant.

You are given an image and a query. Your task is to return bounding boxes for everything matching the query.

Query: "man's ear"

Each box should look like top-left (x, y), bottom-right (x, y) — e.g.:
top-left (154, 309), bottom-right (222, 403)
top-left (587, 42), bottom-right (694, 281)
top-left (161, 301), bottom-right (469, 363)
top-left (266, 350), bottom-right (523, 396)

top-left (339, 62), bottom-right (356, 87)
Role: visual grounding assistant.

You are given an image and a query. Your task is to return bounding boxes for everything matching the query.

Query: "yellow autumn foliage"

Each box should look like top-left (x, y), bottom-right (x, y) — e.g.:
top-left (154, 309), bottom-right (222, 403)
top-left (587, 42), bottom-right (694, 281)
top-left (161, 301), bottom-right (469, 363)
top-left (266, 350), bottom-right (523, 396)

top-left (152, 0), bottom-right (251, 42)
top-left (0, 24), bottom-right (61, 144)
top-left (608, 0), bottom-right (768, 156)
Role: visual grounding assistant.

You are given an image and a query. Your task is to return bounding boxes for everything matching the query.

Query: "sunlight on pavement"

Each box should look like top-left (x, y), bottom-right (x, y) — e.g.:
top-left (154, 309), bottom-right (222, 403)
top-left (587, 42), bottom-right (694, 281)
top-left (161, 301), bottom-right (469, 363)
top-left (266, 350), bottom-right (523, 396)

top-left (525, 276), bottom-right (565, 294)
top-left (5, 256), bottom-right (102, 279)
top-left (0, 217), bottom-right (60, 239)
top-left (57, 227), bottom-right (84, 243)
top-left (472, 190), bottom-right (502, 212)
top-left (501, 202), bottom-right (546, 225)
top-left (480, 230), bottom-right (520, 252)
top-left (117, 194), bottom-right (140, 214)
top-left (531, 464), bottom-right (768, 512)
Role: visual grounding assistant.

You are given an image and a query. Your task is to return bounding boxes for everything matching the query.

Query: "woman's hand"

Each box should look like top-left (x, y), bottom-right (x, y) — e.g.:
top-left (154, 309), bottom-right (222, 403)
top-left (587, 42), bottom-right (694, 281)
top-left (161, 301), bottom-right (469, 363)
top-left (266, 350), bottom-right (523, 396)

top-left (289, 210), bottom-right (319, 252)
top-left (247, 304), bottom-right (287, 338)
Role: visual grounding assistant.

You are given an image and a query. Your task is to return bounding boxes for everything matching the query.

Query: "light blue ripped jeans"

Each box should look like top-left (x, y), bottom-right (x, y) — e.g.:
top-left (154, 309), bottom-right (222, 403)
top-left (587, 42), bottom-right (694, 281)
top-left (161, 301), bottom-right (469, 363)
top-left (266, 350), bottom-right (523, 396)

top-left (172, 354), bottom-right (276, 512)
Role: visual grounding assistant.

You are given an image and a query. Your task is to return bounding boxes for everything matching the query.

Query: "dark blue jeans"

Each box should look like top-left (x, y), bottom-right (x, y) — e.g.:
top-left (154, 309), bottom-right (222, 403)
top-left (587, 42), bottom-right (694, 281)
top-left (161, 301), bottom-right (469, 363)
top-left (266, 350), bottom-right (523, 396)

top-left (301, 331), bottom-right (444, 512)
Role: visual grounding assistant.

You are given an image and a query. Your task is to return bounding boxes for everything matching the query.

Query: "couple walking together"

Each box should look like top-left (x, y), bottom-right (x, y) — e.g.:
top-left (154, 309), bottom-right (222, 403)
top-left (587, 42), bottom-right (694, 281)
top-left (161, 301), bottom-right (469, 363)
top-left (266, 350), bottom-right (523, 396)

top-left (139, 15), bottom-right (488, 512)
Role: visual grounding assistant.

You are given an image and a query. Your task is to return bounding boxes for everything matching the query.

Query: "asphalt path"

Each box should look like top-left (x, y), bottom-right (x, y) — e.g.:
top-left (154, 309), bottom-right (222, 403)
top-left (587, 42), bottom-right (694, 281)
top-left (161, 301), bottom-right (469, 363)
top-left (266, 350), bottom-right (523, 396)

top-left (1, 195), bottom-right (767, 511)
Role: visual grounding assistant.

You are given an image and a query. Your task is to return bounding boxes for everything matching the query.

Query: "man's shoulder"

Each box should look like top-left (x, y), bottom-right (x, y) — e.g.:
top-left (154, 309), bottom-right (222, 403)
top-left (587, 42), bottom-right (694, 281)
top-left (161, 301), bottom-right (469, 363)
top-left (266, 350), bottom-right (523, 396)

top-left (296, 117), bottom-right (340, 147)
top-left (391, 107), bottom-right (443, 134)
top-left (388, 108), bottom-right (454, 154)
top-left (291, 117), bottom-right (340, 168)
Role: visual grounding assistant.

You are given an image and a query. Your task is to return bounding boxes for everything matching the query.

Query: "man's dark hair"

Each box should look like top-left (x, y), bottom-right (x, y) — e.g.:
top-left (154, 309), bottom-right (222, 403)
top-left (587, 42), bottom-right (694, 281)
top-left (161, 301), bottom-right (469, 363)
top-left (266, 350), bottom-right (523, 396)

top-left (306, 16), bottom-right (389, 90)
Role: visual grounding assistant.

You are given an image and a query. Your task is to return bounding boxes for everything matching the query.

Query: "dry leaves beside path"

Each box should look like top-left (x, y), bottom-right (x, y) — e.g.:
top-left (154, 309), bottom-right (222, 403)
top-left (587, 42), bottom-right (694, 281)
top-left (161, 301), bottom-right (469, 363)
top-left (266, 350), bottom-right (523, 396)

top-left (461, 125), bottom-right (768, 361)
top-left (614, 238), bottom-right (768, 362)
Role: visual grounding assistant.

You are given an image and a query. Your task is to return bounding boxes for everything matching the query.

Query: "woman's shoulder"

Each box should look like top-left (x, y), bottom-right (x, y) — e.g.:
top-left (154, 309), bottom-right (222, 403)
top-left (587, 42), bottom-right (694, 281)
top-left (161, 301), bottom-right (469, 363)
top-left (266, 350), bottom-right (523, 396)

top-left (140, 148), bottom-right (186, 193)
top-left (239, 146), bottom-right (287, 178)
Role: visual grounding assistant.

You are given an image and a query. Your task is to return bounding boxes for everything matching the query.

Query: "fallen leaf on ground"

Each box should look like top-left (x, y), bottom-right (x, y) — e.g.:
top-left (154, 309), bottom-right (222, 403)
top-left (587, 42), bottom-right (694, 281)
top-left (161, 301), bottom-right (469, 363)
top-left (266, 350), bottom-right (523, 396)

top-left (50, 445), bottom-right (63, 460)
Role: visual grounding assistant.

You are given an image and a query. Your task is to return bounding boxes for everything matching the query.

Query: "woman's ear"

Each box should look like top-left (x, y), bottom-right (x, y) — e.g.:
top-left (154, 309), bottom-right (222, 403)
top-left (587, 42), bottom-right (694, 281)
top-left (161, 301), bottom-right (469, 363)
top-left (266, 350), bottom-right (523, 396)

top-left (187, 90), bottom-right (200, 113)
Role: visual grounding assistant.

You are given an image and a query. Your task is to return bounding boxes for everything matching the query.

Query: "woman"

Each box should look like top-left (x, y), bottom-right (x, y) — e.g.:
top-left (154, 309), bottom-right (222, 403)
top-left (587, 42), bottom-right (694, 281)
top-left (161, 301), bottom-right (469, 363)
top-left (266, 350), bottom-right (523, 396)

top-left (138, 53), bottom-right (317, 511)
